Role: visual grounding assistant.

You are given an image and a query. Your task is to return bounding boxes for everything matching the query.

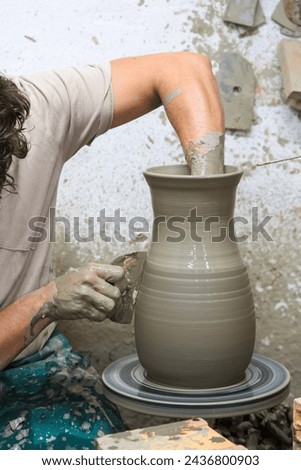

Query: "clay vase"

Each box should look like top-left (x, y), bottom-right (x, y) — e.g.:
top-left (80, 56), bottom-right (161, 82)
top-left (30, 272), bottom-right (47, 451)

top-left (134, 164), bottom-right (256, 389)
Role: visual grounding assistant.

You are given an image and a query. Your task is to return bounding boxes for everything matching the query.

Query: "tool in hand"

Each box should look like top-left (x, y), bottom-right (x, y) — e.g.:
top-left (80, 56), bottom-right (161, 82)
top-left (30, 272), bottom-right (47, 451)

top-left (109, 251), bottom-right (147, 324)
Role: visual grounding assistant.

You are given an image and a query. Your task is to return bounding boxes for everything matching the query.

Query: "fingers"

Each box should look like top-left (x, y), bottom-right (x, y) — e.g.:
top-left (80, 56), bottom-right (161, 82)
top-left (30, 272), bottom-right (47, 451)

top-left (74, 263), bottom-right (124, 300)
top-left (90, 291), bottom-right (115, 314)
top-left (86, 263), bottom-right (125, 283)
top-left (91, 277), bottom-right (121, 301)
top-left (83, 289), bottom-right (116, 322)
top-left (83, 263), bottom-right (127, 321)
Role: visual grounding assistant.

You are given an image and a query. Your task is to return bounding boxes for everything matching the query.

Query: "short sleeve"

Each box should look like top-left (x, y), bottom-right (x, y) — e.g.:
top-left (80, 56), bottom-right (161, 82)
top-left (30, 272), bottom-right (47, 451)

top-left (15, 63), bottom-right (113, 161)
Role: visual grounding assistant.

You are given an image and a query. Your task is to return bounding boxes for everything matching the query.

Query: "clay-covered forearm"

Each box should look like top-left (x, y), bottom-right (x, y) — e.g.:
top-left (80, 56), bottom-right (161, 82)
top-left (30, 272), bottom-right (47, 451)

top-left (154, 52), bottom-right (225, 175)
top-left (0, 263), bottom-right (125, 371)
top-left (110, 52), bottom-right (225, 175)
top-left (0, 282), bottom-right (56, 371)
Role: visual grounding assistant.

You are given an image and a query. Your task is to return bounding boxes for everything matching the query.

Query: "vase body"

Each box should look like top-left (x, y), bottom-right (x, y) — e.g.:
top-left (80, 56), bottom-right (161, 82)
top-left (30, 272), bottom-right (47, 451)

top-left (134, 164), bottom-right (256, 389)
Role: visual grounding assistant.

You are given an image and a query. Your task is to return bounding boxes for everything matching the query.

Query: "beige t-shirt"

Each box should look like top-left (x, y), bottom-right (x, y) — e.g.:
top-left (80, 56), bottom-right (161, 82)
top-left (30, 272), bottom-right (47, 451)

top-left (0, 63), bottom-right (113, 359)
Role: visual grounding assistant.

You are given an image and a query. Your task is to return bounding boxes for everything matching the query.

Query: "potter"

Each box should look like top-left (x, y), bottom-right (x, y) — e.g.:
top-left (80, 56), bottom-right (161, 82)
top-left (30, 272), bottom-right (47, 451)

top-left (0, 50), bottom-right (226, 448)
top-left (134, 164), bottom-right (256, 389)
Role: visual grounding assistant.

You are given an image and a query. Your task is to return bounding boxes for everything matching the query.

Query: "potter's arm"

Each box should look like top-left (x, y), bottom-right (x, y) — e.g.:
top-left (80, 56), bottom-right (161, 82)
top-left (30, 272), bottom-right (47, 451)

top-left (110, 52), bottom-right (225, 174)
top-left (0, 264), bottom-right (124, 371)
top-left (0, 282), bottom-right (56, 370)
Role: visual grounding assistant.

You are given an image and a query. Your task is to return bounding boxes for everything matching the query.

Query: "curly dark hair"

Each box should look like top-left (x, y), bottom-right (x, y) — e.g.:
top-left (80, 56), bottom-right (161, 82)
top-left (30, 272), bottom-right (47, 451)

top-left (0, 74), bottom-right (30, 196)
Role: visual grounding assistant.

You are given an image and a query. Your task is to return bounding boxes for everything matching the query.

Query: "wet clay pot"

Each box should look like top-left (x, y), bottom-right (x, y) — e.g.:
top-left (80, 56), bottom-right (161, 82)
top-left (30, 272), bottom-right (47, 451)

top-left (134, 164), bottom-right (256, 389)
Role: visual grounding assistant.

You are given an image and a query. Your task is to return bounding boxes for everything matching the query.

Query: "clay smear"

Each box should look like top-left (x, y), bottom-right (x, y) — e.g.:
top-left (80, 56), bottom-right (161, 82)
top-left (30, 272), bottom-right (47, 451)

top-left (162, 88), bottom-right (183, 107)
top-left (185, 132), bottom-right (224, 175)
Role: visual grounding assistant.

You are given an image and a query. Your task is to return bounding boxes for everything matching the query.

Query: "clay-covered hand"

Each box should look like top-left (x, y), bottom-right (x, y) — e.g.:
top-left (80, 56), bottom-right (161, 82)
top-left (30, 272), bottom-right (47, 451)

top-left (185, 132), bottom-right (224, 176)
top-left (36, 263), bottom-right (125, 322)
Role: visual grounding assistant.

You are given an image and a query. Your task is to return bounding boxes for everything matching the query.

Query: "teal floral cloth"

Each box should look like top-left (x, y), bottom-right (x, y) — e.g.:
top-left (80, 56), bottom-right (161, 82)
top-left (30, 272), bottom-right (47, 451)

top-left (0, 331), bottom-right (125, 450)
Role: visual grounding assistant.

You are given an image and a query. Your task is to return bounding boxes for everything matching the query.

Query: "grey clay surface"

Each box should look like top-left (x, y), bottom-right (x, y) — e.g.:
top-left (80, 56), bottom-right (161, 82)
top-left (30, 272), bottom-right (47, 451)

top-left (134, 165), bottom-right (256, 389)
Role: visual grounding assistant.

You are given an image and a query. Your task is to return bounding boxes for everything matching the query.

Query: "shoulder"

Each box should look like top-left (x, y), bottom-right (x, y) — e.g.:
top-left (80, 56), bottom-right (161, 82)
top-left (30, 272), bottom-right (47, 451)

top-left (15, 63), bottom-right (111, 108)
top-left (14, 63), bottom-right (113, 160)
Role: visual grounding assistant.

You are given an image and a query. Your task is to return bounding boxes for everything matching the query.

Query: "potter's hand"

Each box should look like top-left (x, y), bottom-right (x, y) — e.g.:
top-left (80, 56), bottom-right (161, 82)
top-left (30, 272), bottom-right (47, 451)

top-left (185, 132), bottom-right (225, 176)
top-left (35, 263), bottom-right (125, 323)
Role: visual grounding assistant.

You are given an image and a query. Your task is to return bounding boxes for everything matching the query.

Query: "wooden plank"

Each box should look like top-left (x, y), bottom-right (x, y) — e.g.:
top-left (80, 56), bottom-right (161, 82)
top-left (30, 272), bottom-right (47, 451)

top-left (278, 39), bottom-right (301, 99)
top-left (293, 398), bottom-right (301, 450)
top-left (95, 418), bottom-right (246, 450)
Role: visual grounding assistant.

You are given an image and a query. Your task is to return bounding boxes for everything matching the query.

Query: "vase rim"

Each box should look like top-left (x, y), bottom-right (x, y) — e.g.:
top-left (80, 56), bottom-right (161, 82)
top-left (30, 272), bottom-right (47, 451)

top-left (143, 164), bottom-right (242, 179)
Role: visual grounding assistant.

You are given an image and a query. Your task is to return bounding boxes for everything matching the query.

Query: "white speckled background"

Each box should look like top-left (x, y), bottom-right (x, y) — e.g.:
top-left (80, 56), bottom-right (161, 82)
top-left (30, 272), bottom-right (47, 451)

top-left (1, 0), bottom-right (300, 427)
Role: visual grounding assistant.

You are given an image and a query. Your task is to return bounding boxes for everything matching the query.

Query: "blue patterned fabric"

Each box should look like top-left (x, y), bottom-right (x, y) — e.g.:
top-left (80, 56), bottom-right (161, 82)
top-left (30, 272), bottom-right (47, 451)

top-left (0, 331), bottom-right (125, 449)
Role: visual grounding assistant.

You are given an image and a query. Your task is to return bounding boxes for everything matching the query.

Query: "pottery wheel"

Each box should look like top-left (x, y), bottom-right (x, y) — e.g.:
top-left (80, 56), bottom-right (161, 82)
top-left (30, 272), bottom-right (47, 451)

top-left (102, 354), bottom-right (290, 418)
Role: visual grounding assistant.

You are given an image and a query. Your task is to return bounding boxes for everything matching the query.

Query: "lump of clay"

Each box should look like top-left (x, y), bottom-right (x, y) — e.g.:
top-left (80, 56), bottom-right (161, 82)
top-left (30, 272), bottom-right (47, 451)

top-left (272, 0), bottom-right (301, 37)
top-left (223, 0), bottom-right (266, 36)
top-left (216, 52), bottom-right (256, 132)
top-left (283, 0), bottom-right (301, 25)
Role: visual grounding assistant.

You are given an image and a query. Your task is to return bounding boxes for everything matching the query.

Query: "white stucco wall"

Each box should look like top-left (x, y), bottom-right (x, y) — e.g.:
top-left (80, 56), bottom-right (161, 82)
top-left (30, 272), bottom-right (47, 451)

top-left (1, 1), bottom-right (301, 421)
